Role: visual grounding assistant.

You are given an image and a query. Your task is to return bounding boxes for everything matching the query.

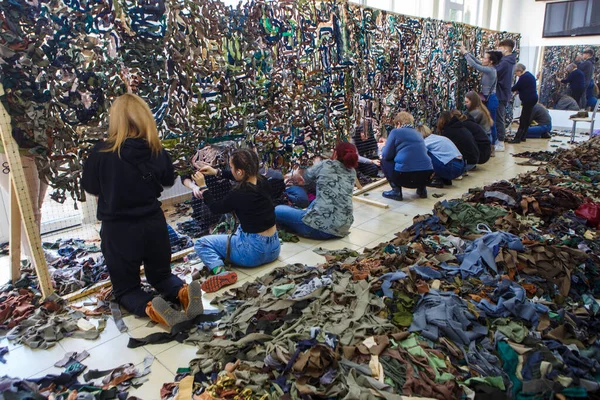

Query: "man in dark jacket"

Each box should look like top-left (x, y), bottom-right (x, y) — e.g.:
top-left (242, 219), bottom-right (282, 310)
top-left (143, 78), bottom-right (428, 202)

top-left (495, 39), bottom-right (517, 152)
top-left (557, 63), bottom-right (586, 105)
top-left (576, 48), bottom-right (596, 109)
top-left (509, 64), bottom-right (538, 144)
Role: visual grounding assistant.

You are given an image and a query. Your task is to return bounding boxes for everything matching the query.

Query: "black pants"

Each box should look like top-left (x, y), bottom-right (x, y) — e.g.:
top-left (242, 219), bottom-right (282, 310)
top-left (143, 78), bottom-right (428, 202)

top-left (515, 101), bottom-right (537, 142)
top-left (101, 211), bottom-right (184, 317)
top-left (571, 88), bottom-right (584, 107)
top-left (497, 101), bottom-right (507, 142)
top-left (357, 162), bottom-right (379, 177)
top-left (382, 160), bottom-right (432, 190)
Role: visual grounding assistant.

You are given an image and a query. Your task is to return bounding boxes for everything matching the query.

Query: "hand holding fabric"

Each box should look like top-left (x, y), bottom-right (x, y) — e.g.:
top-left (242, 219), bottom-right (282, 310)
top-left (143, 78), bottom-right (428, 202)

top-left (199, 166), bottom-right (217, 176)
top-left (193, 171), bottom-right (206, 187)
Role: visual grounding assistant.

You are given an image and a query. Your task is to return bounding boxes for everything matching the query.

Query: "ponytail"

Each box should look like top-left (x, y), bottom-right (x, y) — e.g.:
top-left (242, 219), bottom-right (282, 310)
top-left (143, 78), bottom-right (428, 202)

top-left (334, 142), bottom-right (359, 169)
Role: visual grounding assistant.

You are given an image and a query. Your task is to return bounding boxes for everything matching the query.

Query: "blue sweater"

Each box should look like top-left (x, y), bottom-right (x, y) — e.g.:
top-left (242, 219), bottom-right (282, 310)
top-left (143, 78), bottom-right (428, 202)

top-left (382, 127), bottom-right (433, 172)
top-left (512, 71), bottom-right (538, 105)
top-left (424, 135), bottom-right (462, 165)
top-left (561, 69), bottom-right (586, 90)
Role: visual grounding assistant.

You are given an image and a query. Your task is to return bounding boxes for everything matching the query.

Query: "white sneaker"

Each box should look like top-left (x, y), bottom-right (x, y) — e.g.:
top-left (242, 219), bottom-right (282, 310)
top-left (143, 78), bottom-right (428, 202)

top-left (495, 142), bottom-right (505, 152)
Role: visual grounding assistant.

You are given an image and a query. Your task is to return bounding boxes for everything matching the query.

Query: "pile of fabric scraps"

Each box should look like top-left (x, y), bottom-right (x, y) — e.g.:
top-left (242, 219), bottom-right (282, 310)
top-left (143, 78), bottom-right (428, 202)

top-left (0, 355), bottom-right (153, 399)
top-left (0, 285), bottom-right (108, 349)
top-left (157, 136), bottom-right (600, 399)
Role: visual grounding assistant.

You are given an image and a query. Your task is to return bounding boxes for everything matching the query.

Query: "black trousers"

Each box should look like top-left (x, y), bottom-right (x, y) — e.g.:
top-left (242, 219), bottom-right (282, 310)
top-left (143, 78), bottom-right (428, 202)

top-left (515, 101), bottom-right (537, 142)
top-left (571, 88), bottom-right (584, 107)
top-left (357, 162), bottom-right (379, 177)
top-left (101, 211), bottom-right (184, 317)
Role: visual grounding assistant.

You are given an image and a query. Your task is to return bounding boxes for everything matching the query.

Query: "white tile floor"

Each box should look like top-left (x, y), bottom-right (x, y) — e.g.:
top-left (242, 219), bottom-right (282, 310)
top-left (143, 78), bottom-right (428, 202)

top-left (0, 134), bottom-right (585, 399)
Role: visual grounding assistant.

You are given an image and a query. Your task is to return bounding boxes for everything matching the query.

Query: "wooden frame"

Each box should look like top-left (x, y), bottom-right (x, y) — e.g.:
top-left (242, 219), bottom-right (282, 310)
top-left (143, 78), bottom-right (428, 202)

top-left (0, 103), bottom-right (54, 298)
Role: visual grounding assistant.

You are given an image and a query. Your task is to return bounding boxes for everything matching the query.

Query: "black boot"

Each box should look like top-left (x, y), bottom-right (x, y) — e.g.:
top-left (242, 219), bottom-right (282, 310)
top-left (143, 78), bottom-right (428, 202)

top-left (416, 187), bottom-right (428, 199)
top-left (442, 179), bottom-right (452, 186)
top-left (383, 188), bottom-right (403, 201)
top-left (427, 178), bottom-right (444, 188)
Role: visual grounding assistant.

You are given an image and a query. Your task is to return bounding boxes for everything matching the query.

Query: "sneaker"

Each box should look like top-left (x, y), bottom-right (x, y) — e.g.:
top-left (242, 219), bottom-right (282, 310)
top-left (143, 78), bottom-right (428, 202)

top-left (201, 271), bottom-right (238, 293)
top-left (147, 297), bottom-right (188, 327)
top-left (416, 187), bottom-right (428, 199)
top-left (495, 142), bottom-right (505, 152)
top-left (382, 189), bottom-right (403, 201)
top-left (178, 281), bottom-right (204, 319)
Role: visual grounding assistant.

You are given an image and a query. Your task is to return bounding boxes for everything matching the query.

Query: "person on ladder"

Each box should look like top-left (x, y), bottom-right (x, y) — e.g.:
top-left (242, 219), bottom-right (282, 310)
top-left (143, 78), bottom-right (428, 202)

top-left (82, 94), bottom-right (203, 328)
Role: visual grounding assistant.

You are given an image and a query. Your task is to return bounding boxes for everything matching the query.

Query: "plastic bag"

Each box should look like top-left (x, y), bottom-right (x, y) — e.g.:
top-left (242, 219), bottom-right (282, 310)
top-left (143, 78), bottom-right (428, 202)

top-left (575, 203), bottom-right (600, 228)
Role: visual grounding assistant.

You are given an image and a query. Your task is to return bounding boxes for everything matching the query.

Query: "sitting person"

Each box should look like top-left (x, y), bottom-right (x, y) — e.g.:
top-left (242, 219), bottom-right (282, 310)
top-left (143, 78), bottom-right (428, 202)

top-left (527, 103), bottom-right (553, 139)
top-left (452, 110), bottom-right (492, 165)
top-left (437, 111), bottom-right (480, 171)
top-left (192, 149), bottom-right (280, 293)
top-left (352, 119), bottom-right (381, 177)
top-left (464, 91), bottom-right (493, 138)
top-left (417, 125), bottom-right (465, 188)
top-left (552, 92), bottom-right (580, 111)
top-left (283, 155), bottom-right (321, 209)
top-left (275, 143), bottom-right (357, 240)
top-left (380, 112), bottom-right (433, 200)
top-left (587, 81), bottom-right (599, 110)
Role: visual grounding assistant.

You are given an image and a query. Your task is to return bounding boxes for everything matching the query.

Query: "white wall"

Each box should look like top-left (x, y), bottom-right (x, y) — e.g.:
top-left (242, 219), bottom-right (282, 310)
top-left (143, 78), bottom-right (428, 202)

top-left (518, 0), bottom-right (600, 47)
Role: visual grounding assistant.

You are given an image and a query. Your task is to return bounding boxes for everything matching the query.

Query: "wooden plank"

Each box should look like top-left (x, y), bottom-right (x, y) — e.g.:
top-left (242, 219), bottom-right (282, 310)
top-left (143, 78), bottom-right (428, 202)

top-left (9, 178), bottom-right (21, 283)
top-left (65, 247), bottom-right (195, 302)
top-left (353, 178), bottom-right (388, 196)
top-left (0, 103), bottom-right (53, 298)
top-left (354, 177), bottom-right (363, 190)
top-left (352, 196), bottom-right (390, 209)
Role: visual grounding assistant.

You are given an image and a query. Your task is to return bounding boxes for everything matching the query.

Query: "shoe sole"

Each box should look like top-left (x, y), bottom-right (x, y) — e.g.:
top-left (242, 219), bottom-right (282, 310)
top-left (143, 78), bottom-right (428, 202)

top-left (201, 272), bottom-right (238, 293)
top-left (186, 281), bottom-right (204, 319)
top-left (151, 297), bottom-right (188, 327)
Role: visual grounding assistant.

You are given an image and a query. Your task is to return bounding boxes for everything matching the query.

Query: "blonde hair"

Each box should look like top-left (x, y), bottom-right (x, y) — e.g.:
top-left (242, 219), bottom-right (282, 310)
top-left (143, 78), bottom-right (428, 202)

top-left (417, 125), bottom-right (432, 138)
top-left (104, 94), bottom-right (162, 156)
top-left (393, 111), bottom-right (415, 127)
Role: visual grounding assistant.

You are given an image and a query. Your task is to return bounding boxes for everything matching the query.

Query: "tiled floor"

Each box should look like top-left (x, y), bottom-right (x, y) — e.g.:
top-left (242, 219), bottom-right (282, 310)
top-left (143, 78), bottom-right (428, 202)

top-left (0, 134), bottom-right (585, 399)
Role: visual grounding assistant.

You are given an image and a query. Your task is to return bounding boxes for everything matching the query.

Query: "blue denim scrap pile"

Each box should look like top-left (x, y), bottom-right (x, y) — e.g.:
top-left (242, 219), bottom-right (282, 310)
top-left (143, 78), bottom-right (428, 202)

top-left (0, 0), bottom-right (519, 204)
top-left (158, 137), bottom-right (600, 399)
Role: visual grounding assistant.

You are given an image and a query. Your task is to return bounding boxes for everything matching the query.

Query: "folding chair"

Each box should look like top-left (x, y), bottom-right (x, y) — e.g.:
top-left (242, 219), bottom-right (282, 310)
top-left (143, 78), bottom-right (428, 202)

top-left (570, 100), bottom-right (600, 143)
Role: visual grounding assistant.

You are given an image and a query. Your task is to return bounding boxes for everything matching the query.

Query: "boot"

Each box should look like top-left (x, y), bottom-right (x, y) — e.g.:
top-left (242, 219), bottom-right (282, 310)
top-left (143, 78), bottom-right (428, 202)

top-left (416, 187), bottom-right (428, 198)
top-left (146, 297), bottom-right (188, 328)
top-left (178, 281), bottom-right (204, 319)
top-left (427, 178), bottom-right (444, 188)
top-left (382, 188), bottom-right (403, 201)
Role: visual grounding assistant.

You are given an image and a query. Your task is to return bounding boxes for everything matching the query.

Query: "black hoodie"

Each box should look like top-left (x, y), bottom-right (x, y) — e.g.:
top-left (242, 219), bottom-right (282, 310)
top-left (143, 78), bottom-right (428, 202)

top-left (462, 115), bottom-right (492, 164)
top-left (82, 138), bottom-right (175, 221)
top-left (441, 117), bottom-right (480, 166)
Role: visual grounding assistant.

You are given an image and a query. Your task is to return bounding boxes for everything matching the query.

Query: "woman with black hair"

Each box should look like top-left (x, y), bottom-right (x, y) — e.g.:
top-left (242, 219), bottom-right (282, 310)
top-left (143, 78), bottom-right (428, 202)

top-left (460, 46), bottom-right (502, 147)
top-left (352, 121), bottom-right (381, 177)
top-left (192, 149), bottom-right (280, 292)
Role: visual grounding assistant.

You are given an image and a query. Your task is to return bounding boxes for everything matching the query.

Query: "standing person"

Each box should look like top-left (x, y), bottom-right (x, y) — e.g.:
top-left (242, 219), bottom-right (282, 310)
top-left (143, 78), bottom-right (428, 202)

top-left (380, 112), bottom-right (433, 201)
top-left (575, 48), bottom-right (596, 109)
top-left (437, 111), bottom-right (480, 171)
top-left (417, 125), bottom-right (465, 188)
top-left (192, 149), bottom-right (281, 292)
top-left (557, 63), bottom-right (586, 105)
top-left (526, 104), bottom-right (553, 139)
top-left (495, 39), bottom-right (517, 152)
top-left (460, 46), bottom-right (502, 148)
top-left (82, 94), bottom-right (203, 327)
top-left (275, 143), bottom-right (357, 240)
top-left (509, 64), bottom-right (538, 144)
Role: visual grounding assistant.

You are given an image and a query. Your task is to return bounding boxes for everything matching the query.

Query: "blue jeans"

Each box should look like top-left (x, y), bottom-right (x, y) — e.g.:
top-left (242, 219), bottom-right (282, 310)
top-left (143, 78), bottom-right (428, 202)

top-left (285, 186), bottom-right (310, 209)
top-left (485, 93), bottom-right (499, 145)
top-left (527, 124), bottom-right (552, 138)
top-left (194, 226), bottom-right (280, 270)
top-left (429, 154), bottom-right (466, 181)
top-left (275, 205), bottom-right (339, 240)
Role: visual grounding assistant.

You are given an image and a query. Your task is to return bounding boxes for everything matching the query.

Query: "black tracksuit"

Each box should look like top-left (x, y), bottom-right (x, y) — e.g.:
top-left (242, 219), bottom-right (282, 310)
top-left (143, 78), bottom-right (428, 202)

top-left (82, 138), bottom-right (184, 317)
top-left (462, 116), bottom-right (492, 164)
top-left (441, 117), bottom-right (481, 166)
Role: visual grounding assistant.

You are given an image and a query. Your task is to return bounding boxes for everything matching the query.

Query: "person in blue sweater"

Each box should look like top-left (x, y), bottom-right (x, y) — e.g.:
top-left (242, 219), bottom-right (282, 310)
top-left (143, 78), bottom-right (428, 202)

top-left (509, 64), bottom-right (538, 144)
top-left (495, 39), bottom-right (517, 152)
top-left (417, 125), bottom-right (465, 188)
top-left (557, 63), bottom-right (586, 105)
top-left (380, 112), bottom-right (433, 201)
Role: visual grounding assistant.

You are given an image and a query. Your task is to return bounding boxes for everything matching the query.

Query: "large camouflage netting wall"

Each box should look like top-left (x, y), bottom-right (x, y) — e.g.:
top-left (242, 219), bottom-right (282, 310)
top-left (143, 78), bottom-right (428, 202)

top-left (539, 45), bottom-right (600, 108)
top-left (0, 0), bottom-right (519, 205)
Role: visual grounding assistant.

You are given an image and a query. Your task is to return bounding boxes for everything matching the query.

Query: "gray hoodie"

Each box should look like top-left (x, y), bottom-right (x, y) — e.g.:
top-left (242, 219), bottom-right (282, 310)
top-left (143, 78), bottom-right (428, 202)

top-left (496, 53), bottom-right (517, 102)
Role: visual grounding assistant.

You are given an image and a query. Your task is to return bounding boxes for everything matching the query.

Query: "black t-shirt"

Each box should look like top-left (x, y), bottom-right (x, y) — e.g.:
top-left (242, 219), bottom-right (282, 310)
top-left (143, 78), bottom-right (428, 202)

top-left (203, 170), bottom-right (276, 233)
